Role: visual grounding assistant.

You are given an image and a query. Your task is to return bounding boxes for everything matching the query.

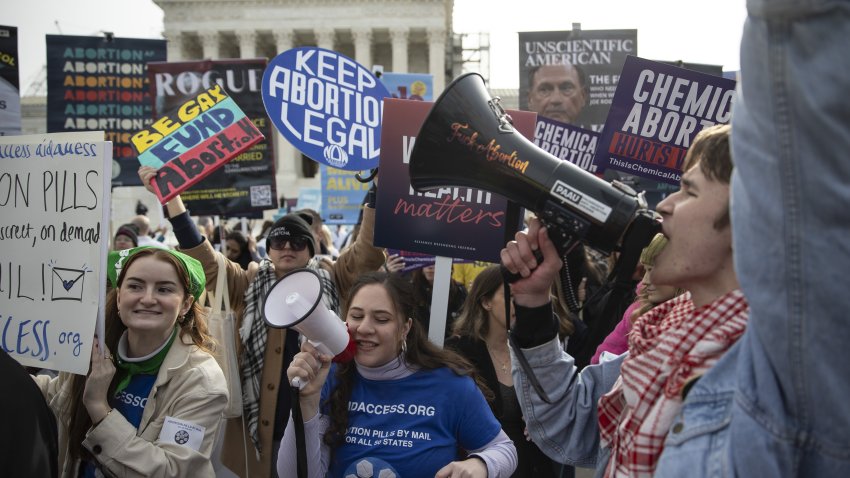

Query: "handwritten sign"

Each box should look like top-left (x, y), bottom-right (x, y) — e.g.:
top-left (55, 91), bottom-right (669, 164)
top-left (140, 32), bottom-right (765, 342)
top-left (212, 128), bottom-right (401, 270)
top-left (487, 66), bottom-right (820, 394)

top-left (0, 132), bottom-right (111, 375)
top-left (262, 47), bottom-right (390, 171)
top-left (596, 56), bottom-right (736, 185)
top-left (131, 84), bottom-right (264, 204)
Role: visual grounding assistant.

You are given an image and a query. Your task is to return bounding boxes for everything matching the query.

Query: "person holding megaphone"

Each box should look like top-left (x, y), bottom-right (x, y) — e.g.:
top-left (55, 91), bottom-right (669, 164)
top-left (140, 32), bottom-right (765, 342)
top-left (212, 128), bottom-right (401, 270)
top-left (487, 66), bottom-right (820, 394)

top-left (502, 125), bottom-right (748, 477)
top-left (138, 166), bottom-right (386, 478)
top-left (278, 272), bottom-right (518, 478)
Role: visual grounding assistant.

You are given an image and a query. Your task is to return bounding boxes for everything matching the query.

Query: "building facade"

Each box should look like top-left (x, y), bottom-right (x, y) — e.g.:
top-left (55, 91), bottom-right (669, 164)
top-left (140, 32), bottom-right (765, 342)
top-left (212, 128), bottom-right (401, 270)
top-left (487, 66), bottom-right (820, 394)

top-left (22, 0), bottom-right (520, 231)
top-left (156, 0), bottom-right (454, 198)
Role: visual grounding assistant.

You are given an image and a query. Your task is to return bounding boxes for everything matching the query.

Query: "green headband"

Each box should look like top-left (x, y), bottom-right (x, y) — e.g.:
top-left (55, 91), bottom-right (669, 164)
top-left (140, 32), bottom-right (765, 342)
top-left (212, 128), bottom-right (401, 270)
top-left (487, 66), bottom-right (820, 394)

top-left (107, 247), bottom-right (206, 301)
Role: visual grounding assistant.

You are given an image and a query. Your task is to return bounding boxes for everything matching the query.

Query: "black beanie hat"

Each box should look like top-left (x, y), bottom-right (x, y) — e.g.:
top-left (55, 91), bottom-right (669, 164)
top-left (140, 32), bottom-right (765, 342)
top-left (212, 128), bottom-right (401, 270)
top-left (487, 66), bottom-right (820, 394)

top-left (267, 214), bottom-right (316, 256)
top-left (114, 223), bottom-right (139, 247)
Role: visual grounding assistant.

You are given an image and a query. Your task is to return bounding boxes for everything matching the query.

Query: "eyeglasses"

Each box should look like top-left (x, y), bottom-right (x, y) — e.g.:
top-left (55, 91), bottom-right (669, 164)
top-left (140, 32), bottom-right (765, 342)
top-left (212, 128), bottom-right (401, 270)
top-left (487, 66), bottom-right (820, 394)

top-left (268, 236), bottom-right (309, 252)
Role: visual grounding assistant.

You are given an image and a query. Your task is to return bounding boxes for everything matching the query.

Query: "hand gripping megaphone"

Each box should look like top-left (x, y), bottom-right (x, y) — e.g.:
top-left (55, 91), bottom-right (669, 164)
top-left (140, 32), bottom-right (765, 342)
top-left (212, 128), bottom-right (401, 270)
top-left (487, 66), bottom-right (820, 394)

top-left (408, 72), bottom-right (660, 263)
top-left (263, 269), bottom-right (355, 388)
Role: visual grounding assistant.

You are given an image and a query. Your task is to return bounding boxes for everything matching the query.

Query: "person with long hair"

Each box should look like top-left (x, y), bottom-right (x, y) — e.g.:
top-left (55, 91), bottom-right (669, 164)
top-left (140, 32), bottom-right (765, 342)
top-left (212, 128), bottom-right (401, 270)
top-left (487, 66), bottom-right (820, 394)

top-left (590, 233), bottom-right (684, 364)
top-left (279, 272), bottom-right (517, 478)
top-left (138, 166), bottom-right (385, 477)
top-left (447, 265), bottom-right (558, 478)
top-left (411, 263), bottom-right (467, 338)
top-left (33, 247), bottom-right (228, 477)
top-left (224, 230), bottom-right (260, 271)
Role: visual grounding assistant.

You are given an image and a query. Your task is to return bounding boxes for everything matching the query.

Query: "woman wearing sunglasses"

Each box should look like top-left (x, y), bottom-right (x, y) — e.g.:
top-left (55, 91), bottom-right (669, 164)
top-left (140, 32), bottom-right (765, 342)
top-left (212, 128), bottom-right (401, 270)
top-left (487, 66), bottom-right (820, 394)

top-left (138, 166), bottom-right (386, 478)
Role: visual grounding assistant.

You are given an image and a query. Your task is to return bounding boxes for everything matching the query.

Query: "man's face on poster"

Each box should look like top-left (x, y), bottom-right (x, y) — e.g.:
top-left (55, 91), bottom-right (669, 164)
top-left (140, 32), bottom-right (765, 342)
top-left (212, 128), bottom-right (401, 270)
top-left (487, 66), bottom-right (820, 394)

top-left (527, 64), bottom-right (588, 124)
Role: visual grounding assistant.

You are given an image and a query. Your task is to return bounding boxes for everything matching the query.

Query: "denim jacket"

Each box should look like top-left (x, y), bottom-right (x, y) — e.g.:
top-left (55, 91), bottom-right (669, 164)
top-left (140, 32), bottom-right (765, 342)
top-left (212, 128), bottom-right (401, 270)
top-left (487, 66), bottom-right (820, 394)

top-left (510, 335), bottom-right (624, 475)
top-left (656, 0), bottom-right (850, 475)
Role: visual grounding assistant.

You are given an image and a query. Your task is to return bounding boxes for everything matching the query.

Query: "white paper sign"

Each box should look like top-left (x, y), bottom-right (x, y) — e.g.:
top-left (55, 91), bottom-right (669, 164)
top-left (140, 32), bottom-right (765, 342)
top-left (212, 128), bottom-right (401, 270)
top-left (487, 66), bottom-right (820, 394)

top-left (0, 132), bottom-right (111, 375)
top-left (158, 416), bottom-right (206, 451)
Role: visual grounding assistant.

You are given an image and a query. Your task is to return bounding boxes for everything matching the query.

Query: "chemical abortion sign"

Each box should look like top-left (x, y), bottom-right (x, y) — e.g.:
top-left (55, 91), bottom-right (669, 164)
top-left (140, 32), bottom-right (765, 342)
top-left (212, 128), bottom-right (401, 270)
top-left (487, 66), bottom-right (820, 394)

top-left (262, 47), bottom-right (390, 171)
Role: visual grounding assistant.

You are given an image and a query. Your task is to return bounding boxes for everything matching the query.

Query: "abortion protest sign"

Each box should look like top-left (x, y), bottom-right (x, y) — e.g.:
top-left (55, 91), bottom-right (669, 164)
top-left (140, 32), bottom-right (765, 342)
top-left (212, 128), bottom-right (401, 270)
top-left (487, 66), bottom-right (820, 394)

top-left (0, 25), bottom-right (20, 136)
top-left (148, 59), bottom-right (276, 217)
top-left (0, 132), bottom-right (111, 375)
top-left (596, 56), bottom-right (736, 185)
top-left (533, 116), bottom-right (601, 173)
top-left (320, 165), bottom-right (370, 225)
top-left (374, 99), bottom-right (531, 263)
top-left (262, 47), bottom-right (390, 171)
top-left (518, 29), bottom-right (637, 132)
top-left (380, 72), bottom-right (434, 101)
top-left (386, 249), bottom-right (436, 273)
top-left (131, 83), bottom-right (264, 204)
top-left (296, 187), bottom-right (321, 212)
top-left (46, 35), bottom-right (166, 186)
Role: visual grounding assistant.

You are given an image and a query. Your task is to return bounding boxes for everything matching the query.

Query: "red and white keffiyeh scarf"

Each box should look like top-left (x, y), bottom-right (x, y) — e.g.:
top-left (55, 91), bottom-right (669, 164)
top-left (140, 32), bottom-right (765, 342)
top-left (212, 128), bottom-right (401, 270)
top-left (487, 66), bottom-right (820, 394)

top-left (597, 289), bottom-right (749, 478)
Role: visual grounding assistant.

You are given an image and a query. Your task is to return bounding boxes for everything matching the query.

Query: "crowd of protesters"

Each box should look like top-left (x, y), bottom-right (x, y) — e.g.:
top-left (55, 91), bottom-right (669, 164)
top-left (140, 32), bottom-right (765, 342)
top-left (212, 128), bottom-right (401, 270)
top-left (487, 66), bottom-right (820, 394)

top-left (7, 2), bottom-right (850, 477)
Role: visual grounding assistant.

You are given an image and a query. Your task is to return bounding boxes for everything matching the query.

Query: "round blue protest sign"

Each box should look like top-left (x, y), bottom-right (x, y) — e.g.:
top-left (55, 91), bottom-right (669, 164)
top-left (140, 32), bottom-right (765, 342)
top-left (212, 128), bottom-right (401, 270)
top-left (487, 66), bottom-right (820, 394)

top-left (262, 47), bottom-right (390, 171)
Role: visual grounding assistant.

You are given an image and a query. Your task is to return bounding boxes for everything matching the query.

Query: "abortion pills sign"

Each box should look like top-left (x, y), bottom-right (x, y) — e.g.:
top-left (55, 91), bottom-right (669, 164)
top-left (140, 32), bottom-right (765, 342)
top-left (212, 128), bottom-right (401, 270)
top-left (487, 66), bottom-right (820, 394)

top-left (0, 132), bottom-right (111, 375)
top-left (262, 47), bottom-right (390, 171)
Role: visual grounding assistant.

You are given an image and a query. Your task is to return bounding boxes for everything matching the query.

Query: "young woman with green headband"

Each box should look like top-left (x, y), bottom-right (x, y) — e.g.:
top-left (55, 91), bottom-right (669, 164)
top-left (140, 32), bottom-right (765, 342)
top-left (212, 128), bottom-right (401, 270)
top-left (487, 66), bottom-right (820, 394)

top-left (32, 247), bottom-right (228, 478)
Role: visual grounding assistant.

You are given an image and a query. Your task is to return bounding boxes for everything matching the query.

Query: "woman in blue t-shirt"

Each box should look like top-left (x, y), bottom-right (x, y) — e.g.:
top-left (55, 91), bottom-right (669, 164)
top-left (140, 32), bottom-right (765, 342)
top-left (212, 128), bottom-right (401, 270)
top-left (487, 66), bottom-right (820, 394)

top-left (279, 272), bottom-right (517, 478)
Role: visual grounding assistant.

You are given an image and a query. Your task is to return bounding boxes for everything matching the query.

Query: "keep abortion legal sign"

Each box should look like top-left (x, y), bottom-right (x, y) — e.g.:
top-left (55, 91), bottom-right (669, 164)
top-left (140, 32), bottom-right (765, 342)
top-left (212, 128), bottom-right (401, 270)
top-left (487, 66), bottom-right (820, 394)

top-left (262, 47), bottom-right (390, 171)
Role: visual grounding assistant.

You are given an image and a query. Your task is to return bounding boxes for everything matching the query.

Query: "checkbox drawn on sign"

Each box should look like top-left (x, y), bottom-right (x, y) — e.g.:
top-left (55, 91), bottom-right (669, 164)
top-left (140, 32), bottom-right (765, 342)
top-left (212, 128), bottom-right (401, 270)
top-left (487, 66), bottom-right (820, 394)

top-left (51, 267), bottom-right (87, 302)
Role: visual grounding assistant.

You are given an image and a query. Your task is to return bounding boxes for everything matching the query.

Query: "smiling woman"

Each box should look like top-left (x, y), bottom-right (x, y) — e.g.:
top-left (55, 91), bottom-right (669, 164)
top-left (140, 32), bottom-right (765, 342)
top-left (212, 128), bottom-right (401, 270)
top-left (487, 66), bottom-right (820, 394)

top-left (280, 272), bottom-right (518, 478)
top-left (31, 247), bottom-right (228, 478)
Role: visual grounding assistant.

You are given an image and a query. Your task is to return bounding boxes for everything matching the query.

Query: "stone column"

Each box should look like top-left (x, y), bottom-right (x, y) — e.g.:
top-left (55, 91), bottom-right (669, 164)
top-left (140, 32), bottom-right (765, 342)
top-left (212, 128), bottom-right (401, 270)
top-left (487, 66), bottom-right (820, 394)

top-left (163, 30), bottom-right (182, 61)
top-left (315, 28), bottom-right (335, 51)
top-left (272, 29), bottom-right (298, 188)
top-left (390, 27), bottom-right (409, 73)
top-left (427, 28), bottom-right (446, 94)
top-left (352, 28), bottom-right (373, 70)
top-left (237, 29), bottom-right (257, 58)
top-left (199, 30), bottom-right (219, 59)
top-left (273, 29), bottom-right (294, 54)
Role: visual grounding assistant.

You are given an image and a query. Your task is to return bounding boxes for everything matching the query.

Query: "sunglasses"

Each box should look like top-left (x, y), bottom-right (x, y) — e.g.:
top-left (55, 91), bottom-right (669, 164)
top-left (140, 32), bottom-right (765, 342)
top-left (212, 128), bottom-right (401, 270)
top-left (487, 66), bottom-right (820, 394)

top-left (268, 236), bottom-right (309, 252)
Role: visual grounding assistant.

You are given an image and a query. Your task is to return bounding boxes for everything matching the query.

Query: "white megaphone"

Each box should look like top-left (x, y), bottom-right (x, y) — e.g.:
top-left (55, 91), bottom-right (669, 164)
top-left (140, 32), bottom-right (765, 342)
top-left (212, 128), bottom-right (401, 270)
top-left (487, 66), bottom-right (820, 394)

top-left (263, 268), bottom-right (353, 388)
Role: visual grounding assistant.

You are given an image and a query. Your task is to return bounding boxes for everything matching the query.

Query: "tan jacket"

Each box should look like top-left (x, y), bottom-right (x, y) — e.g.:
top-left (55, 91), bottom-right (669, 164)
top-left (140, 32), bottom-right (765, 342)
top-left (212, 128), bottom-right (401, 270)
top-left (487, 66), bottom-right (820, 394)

top-left (182, 206), bottom-right (385, 478)
top-left (36, 336), bottom-right (228, 478)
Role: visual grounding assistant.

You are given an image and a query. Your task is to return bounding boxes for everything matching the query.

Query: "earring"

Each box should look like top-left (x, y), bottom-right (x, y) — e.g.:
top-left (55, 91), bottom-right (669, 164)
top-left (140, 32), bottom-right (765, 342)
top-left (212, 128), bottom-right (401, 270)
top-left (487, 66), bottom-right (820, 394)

top-left (400, 337), bottom-right (408, 355)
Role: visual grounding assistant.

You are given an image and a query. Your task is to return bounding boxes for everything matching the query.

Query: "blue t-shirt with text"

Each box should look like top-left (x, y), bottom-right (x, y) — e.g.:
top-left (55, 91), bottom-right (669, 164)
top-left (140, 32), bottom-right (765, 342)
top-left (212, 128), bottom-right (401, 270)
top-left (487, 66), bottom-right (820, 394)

top-left (79, 374), bottom-right (157, 477)
top-left (322, 366), bottom-right (501, 477)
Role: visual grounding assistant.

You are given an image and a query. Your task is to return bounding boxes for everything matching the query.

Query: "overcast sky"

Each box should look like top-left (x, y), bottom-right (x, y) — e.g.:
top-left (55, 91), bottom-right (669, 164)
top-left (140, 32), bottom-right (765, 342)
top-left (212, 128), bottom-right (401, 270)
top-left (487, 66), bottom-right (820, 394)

top-left (5, 0), bottom-right (746, 94)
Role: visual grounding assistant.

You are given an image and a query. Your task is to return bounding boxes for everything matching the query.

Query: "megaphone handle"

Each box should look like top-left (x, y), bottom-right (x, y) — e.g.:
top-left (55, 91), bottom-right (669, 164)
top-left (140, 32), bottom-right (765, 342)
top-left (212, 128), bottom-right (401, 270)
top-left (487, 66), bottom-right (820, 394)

top-left (290, 376), bottom-right (307, 390)
top-left (501, 249), bottom-right (545, 284)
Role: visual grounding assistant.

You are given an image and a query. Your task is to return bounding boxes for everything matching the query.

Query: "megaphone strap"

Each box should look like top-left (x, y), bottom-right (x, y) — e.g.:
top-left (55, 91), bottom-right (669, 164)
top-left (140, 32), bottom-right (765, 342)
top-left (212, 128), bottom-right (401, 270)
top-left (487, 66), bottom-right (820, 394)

top-left (503, 279), bottom-right (554, 405)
